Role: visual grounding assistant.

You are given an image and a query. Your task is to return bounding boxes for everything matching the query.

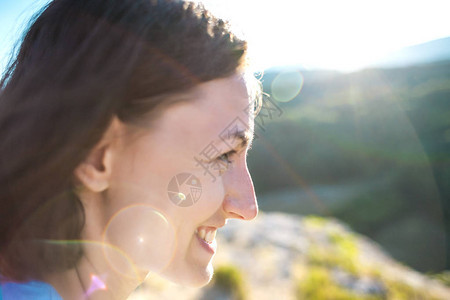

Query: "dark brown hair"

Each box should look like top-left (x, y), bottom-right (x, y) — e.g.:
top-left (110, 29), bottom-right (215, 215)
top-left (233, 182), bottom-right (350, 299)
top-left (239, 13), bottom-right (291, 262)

top-left (0, 0), bottom-right (246, 281)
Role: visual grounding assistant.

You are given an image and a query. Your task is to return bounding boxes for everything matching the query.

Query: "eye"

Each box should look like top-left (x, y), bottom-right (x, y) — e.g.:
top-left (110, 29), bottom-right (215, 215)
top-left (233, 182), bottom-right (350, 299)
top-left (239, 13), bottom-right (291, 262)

top-left (216, 150), bottom-right (237, 165)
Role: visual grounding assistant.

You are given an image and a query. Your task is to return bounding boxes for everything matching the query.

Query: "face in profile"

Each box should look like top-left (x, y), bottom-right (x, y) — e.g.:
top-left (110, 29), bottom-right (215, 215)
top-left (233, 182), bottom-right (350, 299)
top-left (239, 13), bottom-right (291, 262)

top-left (79, 74), bottom-right (258, 288)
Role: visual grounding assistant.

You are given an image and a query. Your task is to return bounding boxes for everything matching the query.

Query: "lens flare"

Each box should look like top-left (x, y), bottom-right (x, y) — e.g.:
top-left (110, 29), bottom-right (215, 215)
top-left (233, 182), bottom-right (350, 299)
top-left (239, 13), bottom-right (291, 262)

top-left (84, 274), bottom-right (107, 297)
top-left (102, 205), bottom-right (177, 277)
top-left (271, 71), bottom-right (304, 102)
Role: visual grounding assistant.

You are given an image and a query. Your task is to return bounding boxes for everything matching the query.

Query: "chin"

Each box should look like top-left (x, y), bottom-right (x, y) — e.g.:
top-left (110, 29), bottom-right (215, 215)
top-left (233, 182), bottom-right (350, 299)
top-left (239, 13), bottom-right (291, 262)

top-left (161, 261), bottom-right (214, 288)
top-left (188, 263), bottom-right (215, 288)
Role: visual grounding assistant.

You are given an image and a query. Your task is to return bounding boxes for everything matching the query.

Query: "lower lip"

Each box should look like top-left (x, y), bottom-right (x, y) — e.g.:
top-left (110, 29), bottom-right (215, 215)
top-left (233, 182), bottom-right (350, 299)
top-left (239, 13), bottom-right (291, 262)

top-left (195, 233), bottom-right (217, 255)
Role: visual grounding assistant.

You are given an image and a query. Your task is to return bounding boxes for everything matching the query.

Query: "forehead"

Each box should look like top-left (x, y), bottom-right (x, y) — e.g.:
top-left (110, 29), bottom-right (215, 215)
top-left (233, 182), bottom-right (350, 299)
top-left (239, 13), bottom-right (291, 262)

top-left (151, 75), bottom-right (255, 148)
top-left (190, 74), bottom-right (252, 114)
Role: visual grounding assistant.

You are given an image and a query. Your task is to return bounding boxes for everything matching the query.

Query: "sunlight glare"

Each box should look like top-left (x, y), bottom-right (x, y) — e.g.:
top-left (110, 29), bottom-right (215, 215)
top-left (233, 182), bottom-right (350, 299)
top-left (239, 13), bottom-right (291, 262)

top-left (199, 0), bottom-right (450, 72)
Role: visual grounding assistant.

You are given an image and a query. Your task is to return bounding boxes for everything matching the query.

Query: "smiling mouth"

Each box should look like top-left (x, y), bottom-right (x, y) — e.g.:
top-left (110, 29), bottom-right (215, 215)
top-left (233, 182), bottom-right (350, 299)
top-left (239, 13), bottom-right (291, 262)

top-left (195, 226), bottom-right (217, 244)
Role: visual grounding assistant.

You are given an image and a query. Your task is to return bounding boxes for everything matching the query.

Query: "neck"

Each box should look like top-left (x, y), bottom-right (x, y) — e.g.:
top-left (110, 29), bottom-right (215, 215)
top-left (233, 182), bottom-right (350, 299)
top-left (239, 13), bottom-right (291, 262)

top-left (44, 190), bottom-right (149, 299)
top-left (45, 242), bottom-right (145, 300)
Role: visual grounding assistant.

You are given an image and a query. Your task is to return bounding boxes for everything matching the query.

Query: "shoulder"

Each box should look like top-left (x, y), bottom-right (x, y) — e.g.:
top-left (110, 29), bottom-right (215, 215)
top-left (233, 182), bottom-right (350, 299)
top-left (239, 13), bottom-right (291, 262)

top-left (0, 280), bottom-right (62, 300)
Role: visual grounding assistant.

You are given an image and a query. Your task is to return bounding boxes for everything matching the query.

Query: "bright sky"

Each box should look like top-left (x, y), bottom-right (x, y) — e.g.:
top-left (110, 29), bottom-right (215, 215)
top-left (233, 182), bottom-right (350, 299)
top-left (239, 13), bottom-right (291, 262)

top-left (1, 0), bottom-right (449, 73)
top-left (0, 0), bottom-right (51, 73)
top-left (199, 0), bottom-right (450, 72)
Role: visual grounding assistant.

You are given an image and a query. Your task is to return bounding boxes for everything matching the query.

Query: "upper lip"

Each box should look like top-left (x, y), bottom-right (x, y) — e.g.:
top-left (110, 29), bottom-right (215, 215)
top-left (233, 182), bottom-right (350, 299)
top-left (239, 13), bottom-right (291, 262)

top-left (197, 222), bottom-right (227, 230)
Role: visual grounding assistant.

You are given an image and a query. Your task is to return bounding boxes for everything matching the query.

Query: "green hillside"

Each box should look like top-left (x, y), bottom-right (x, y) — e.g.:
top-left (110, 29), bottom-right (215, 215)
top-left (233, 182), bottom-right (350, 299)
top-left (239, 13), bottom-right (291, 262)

top-left (247, 61), bottom-right (450, 272)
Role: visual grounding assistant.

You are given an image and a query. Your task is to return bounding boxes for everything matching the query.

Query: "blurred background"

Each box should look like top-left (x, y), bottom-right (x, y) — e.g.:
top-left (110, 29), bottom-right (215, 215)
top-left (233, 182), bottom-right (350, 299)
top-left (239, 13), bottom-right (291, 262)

top-left (198, 0), bottom-right (450, 274)
top-left (1, 0), bottom-right (450, 298)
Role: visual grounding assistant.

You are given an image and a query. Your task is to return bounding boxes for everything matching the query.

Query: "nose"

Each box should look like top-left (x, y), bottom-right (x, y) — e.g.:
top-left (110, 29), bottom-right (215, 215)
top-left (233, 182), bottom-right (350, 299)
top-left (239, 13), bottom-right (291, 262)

top-left (222, 162), bottom-right (258, 221)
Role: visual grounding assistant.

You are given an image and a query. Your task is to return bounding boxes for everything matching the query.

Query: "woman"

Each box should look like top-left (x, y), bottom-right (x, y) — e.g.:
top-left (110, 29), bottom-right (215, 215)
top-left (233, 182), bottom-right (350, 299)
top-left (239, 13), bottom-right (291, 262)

top-left (0, 0), bottom-right (260, 298)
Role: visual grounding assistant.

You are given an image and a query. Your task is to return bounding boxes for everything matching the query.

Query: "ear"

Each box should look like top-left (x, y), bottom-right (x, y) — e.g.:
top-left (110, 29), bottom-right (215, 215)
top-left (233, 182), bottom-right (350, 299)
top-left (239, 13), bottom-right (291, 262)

top-left (74, 117), bottom-right (122, 192)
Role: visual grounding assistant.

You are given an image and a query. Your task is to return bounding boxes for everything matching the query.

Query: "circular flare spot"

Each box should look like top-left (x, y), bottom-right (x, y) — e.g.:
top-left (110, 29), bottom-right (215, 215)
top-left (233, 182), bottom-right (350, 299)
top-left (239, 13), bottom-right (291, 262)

top-left (271, 71), bottom-right (304, 102)
top-left (103, 205), bottom-right (176, 277)
top-left (177, 192), bottom-right (186, 201)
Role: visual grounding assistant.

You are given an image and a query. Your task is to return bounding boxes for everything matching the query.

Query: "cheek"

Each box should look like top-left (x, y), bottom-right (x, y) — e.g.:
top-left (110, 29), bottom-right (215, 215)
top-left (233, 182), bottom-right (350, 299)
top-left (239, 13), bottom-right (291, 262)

top-left (164, 177), bottom-right (224, 229)
top-left (190, 174), bottom-right (225, 217)
top-left (103, 141), bottom-right (225, 275)
top-left (101, 205), bottom-right (177, 277)
top-left (108, 146), bottom-right (179, 212)
top-left (165, 168), bottom-right (226, 219)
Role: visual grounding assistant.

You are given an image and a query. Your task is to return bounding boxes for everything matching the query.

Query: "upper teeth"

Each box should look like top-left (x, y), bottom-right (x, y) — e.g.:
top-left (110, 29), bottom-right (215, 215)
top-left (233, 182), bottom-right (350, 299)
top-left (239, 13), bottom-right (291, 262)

top-left (196, 227), bottom-right (216, 244)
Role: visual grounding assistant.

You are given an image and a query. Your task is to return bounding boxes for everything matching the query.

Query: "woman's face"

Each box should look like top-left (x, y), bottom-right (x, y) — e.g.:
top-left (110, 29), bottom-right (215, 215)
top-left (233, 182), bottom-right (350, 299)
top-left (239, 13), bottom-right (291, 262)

top-left (100, 74), bottom-right (258, 287)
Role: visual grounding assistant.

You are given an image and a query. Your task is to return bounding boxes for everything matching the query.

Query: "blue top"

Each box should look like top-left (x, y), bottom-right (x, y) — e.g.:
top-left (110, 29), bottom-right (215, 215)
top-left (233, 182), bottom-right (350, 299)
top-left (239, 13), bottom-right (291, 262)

top-left (0, 280), bottom-right (62, 300)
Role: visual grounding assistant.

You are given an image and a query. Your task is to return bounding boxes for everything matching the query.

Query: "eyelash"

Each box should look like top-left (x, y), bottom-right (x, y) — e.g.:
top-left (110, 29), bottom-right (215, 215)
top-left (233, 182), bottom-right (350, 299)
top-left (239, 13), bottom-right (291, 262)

top-left (217, 150), bottom-right (237, 164)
